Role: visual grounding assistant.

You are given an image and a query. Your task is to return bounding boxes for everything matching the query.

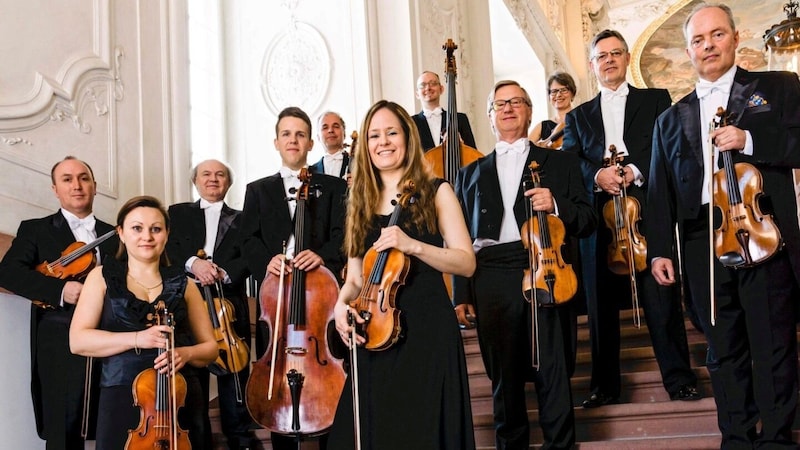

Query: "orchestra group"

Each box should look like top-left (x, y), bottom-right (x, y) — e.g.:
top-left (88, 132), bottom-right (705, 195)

top-left (2, 3), bottom-right (800, 450)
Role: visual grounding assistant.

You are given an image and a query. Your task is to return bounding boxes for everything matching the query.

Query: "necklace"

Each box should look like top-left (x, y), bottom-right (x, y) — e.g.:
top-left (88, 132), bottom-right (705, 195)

top-left (127, 273), bottom-right (163, 292)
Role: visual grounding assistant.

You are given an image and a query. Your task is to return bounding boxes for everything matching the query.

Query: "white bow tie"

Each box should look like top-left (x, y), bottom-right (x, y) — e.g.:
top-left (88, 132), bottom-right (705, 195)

top-left (601, 84), bottom-right (629, 101)
top-left (424, 108), bottom-right (443, 118)
top-left (68, 215), bottom-right (96, 231)
top-left (496, 139), bottom-right (528, 155)
top-left (696, 78), bottom-right (731, 99)
top-left (279, 167), bottom-right (301, 179)
top-left (324, 153), bottom-right (344, 162)
top-left (200, 199), bottom-right (223, 211)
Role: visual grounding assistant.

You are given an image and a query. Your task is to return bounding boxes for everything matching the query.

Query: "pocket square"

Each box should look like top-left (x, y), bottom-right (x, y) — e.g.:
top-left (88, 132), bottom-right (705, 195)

top-left (747, 93), bottom-right (768, 107)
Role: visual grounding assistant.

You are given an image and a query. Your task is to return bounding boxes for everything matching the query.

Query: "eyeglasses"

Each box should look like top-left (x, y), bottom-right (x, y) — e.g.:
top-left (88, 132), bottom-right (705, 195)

top-left (549, 87), bottom-right (571, 96)
top-left (417, 81), bottom-right (441, 90)
top-left (490, 97), bottom-right (530, 111)
top-left (591, 48), bottom-right (626, 63)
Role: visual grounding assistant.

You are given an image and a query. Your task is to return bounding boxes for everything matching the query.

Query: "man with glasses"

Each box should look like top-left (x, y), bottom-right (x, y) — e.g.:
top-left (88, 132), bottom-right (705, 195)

top-left (455, 80), bottom-right (596, 449)
top-left (412, 71), bottom-right (476, 151)
top-left (562, 29), bottom-right (699, 409)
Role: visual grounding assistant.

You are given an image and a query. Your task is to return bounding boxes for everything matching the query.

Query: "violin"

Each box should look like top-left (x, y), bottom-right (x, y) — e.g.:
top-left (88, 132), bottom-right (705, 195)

top-left (711, 107), bottom-right (782, 268)
top-left (36, 229), bottom-right (117, 280)
top-left (350, 180), bottom-right (415, 351)
top-left (246, 168), bottom-right (345, 437)
top-left (195, 250), bottom-right (250, 379)
top-left (521, 162), bottom-right (578, 306)
top-left (343, 130), bottom-right (357, 181)
top-left (126, 301), bottom-right (191, 450)
top-left (601, 145), bottom-right (645, 327)
top-left (536, 121), bottom-right (565, 150)
top-left (424, 39), bottom-right (483, 183)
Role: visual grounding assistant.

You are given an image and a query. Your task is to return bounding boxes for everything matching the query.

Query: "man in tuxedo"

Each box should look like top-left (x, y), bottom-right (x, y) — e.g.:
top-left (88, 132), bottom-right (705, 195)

top-left (0, 156), bottom-right (118, 450)
top-left (309, 111), bottom-right (351, 181)
top-left (240, 106), bottom-right (346, 450)
top-left (648, 4), bottom-right (800, 447)
top-left (166, 159), bottom-right (257, 450)
top-left (562, 29), bottom-right (699, 408)
top-left (412, 71), bottom-right (476, 151)
top-left (454, 80), bottom-right (596, 450)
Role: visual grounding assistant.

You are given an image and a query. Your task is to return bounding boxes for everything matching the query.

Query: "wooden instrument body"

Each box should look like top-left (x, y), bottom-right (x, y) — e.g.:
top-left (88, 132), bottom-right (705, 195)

top-left (207, 294), bottom-right (250, 376)
top-left (356, 247), bottom-right (409, 351)
top-left (520, 214), bottom-right (578, 305)
top-left (126, 369), bottom-right (191, 450)
top-left (603, 195), bottom-right (647, 275)
top-left (712, 161), bottom-right (782, 267)
top-left (246, 265), bottom-right (345, 436)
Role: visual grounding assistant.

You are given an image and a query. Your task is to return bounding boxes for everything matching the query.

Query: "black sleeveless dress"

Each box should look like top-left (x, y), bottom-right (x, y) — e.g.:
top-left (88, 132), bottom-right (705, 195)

top-left (94, 258), bottom-right (203, 449)
top-left (328, 184), bottom-right (476, 450)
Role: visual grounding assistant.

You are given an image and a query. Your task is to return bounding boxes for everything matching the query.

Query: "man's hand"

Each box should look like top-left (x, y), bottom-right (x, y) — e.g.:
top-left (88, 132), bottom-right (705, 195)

top-left (711, 125), bottom-right (746, 153)
top-left (523, 187), bottom-right (555, 213)
top-left (454, 304), bottom-right (476, 329)
top-left (191, 258), bottom-right (223, 286)
top-left (62, 281), bottom-right (83, 305)
top-left (651, 258), bottom-right (676, 286)
top-left (596, 165), bottom-right (626, 194)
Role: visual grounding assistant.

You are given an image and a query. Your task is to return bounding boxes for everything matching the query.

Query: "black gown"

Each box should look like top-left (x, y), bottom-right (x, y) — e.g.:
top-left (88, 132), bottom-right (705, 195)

top-left (94, 258), bottom-right (206, 450)
top-left (328, 195), bottom-right (476, 450)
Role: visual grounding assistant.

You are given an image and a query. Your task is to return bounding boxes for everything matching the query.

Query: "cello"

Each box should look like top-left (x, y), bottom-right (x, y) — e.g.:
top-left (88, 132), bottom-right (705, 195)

top-left (349, 180), bottom-right (416, 351)
top-left (126, 301), bottom-right (191, 450)
top-left (520, 162), bottom-right (577, 368)
top-left (246, 168), bottom-right (346, 438)
top-left (602, 145), bottom-right (646, 328)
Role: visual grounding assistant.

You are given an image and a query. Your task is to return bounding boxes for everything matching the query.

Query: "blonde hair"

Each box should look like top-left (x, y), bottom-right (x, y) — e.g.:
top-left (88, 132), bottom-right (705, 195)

top-left (344, 100), bottom-right (438, 257)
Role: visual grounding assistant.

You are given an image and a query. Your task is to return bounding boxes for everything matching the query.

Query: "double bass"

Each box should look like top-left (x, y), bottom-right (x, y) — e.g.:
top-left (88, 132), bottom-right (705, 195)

top-left (520, 162), bottom-right (577, 367)
top-left (602, 145), bottom-right (646, 327)
top-left (126, 301), bottom-right (190, 450)
top-left (424, 39), bottom-right (483, 184)
top-left (246, 168), bottom-right (345, 438)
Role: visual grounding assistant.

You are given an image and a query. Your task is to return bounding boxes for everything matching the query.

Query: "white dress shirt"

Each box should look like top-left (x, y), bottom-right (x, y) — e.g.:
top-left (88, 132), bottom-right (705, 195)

top-left (423, 107), bottom-right (444, 145)
top-left (280, 166), bottom-right (303, 258)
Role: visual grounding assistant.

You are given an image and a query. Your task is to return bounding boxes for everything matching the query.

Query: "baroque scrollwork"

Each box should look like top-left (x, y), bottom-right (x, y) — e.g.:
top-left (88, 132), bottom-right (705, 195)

top-left (0, 136), bottom-right (32, 146)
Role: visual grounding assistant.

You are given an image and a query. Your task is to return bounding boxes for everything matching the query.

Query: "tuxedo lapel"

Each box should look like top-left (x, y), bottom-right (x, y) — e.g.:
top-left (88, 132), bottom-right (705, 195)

top-left (50, 212), bottom-right (77, 245)
top-left (514, 145), bottom-right (551, 225)
top-left (215, 204), bottom-right (236, 254)
top-left (586, 96), bottom-right (606, 158)
top-left (477, 152), bottom-right (502, 213)
top-left (267, 174), bottom-right (294, 235)
top-left (624, 87), bottom-right (643, 135)
top-left (339, 152), bottom-right (350, 178)
top-left (678, 95), bottom-right (704, 168)
top-left (726, 68), bottom-right (758, 126)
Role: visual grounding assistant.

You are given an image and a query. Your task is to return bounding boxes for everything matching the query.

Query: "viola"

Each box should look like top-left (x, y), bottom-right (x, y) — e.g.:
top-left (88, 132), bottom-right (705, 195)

top-left (711, 107), bottom-right (782, 268)
top-left (195, 250), bottom-right (250, 380)
top-left (126, 301), bottom-right (190, 450)
top-left (36, 229), bottom-right (117, 280)
top-left (350, 180), bottom-right (416, 351)
top-left (424, 39), bottom-right (483, 184)
top-left (520, 162), bottom-right (578, 306)
top-left (601, 145), bottom-right (645, 327)
top-left (246, 168), bottom-right (345, 437)
top-left (536, 121), bottom-right (565, 150)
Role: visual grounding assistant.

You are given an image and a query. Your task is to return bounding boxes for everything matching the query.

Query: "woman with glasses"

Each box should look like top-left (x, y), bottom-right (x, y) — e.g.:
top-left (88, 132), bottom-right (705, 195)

top-left (529, 72), bottom-right (577, 150)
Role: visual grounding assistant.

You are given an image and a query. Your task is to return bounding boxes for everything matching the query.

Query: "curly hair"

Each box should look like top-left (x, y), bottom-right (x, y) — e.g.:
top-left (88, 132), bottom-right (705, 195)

top-left (344, 100), bottom-right (438, 257)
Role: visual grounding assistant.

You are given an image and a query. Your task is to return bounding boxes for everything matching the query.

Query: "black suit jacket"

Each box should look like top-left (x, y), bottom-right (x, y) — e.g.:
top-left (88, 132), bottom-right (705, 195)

top-left (0, 211), bottom-right (117, 436)
top-left (648, 68), bottom-right (800, 277)
top-left (453, 143), bottom-right (597, 305)
top-left (309, 151), bottom-right (351, 179)
top-left (166, 201), bottom-right (249, 292)
top-left (562, 85), bottom-right (672, 208)
top-left (240, 172), bottom-right (347, 282)
top-left (413, 110), bottom-right (477, 151)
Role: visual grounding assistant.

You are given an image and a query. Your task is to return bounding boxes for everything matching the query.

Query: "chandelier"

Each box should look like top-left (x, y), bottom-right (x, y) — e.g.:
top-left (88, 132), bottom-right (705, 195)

top-left (764, 1), bottom-right (800, 74)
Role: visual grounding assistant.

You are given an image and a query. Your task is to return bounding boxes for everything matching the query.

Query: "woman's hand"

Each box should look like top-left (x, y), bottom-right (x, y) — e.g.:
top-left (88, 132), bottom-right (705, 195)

top-left (135, 325), bottom-right (172, 350)
top-left (334, 301), bottom-right (365, 348)
top-left (154, 347), bottom-right (188, 375)
top-left (372, 225), bottom-right (420, 255)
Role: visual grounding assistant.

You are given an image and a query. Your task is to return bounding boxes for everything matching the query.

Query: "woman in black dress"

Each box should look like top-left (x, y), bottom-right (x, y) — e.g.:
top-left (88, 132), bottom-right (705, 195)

top-left (328, 100), bottom-right (477, 450)
top-left (70, 196), bottom-right (217, 449)
top-left (529, 71), bottom-right (577, 149)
